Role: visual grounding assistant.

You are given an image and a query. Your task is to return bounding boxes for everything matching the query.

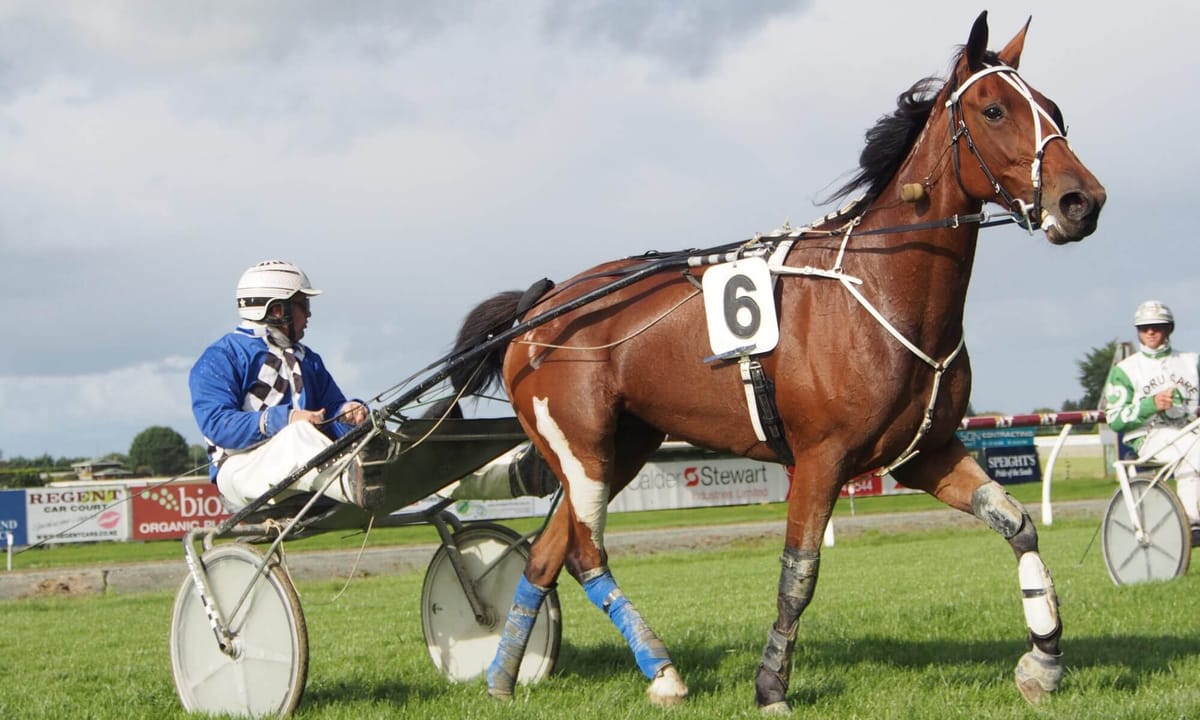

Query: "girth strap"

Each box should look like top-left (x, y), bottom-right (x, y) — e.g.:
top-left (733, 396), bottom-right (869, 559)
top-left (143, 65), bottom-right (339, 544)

top-left (739, 357), bottom-right (795, 465)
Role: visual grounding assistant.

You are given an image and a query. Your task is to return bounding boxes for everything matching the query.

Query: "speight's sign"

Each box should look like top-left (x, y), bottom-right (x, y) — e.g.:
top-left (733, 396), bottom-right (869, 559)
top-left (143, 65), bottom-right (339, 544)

top-left (957, 427), bottom-right (1041, 485)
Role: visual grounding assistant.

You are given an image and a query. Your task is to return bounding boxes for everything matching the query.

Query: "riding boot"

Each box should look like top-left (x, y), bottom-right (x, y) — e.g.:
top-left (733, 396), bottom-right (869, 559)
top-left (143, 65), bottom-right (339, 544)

top-left (447, 445), bottom-right (559, 500)
top-left (509, 445), bottom-right (559, 497)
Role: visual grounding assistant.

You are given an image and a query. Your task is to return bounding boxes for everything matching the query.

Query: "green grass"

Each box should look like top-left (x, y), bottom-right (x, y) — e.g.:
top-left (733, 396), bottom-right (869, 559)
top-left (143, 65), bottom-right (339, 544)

top-left (4, 514), bottom-right (1197, 719)
top-left (8, 475), bottom-right (1118, 571)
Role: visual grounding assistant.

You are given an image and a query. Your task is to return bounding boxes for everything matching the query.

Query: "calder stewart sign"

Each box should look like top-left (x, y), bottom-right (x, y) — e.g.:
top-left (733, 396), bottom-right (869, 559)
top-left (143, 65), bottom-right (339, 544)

top-left (611, 457), bottom-right (786, 512)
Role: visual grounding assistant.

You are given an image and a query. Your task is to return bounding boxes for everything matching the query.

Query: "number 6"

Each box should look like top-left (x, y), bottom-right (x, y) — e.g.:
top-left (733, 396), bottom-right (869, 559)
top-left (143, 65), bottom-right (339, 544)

top-left (723, 275), bottom-right (761, 338)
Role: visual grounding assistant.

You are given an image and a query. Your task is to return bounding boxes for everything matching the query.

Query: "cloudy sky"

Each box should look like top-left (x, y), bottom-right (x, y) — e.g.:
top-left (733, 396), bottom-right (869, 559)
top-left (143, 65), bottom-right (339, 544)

top-left (0, 1), bottom-right (1191, 461)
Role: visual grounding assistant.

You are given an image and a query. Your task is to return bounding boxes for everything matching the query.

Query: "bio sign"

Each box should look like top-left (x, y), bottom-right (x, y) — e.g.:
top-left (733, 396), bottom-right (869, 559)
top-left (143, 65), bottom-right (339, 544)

top-left (131, 482), bottom-right (231, 540)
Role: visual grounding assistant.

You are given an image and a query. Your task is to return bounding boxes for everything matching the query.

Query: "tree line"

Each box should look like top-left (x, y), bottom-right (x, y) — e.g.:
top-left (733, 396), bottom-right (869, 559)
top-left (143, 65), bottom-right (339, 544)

top-left (0, 426), bottom-right (205, 488)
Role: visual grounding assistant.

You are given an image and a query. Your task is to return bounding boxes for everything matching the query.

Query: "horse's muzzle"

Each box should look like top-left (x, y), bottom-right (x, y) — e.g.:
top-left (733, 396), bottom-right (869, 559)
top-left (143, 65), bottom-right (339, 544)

top-left (1044, 186), bottom-right (1106, 244)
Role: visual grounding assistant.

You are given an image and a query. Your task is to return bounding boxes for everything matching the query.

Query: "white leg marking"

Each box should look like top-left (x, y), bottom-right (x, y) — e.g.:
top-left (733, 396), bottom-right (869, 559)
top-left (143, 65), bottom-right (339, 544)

top-left (1018, 551), bottom-right (1058, 637)
top-left (532, 396), bottom-right (608, 549)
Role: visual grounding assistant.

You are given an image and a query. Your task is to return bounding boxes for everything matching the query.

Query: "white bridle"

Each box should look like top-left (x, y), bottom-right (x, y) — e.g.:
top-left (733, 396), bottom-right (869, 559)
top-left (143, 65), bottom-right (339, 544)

top-left (945, 63), bottom-right (1069, 233)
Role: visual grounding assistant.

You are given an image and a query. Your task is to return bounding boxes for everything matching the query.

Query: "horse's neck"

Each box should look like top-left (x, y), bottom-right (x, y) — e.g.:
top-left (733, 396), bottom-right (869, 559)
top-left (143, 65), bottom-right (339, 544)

top-left (850, 188), bottom-right (981, 355)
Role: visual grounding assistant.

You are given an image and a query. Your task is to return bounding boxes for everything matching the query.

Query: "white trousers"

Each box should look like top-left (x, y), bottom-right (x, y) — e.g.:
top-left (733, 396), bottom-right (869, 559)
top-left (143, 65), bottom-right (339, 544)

top-left (216, 421), bottom-right (362, 510)
top-left (443, 446), bottom-right (521, 500)
top-left (1138, 426), bottom-right (1200, 525)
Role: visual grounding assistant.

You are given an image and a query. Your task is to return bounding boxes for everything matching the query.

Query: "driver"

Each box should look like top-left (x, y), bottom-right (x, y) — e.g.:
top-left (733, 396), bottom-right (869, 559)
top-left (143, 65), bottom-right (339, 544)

top-left (1103, 300), bottom-right (1200, 545)
top-left (190, 260), bottom-right (559, 511)
top-left (190, 260), bottom-right (372, 509)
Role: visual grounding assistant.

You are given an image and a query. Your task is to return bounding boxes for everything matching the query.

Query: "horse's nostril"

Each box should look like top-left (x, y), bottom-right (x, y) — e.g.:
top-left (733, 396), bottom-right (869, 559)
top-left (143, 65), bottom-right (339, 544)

top-left (1059, 191), bottom-right (1093, 222)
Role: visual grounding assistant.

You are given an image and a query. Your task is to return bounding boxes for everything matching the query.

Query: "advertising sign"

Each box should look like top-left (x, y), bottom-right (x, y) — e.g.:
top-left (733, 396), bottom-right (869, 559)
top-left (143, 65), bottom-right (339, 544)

top-left (957, 426), bottom-right (1041, 485)
top-left (25, 486), bottom-right (129, 545)
top-left (958, 427), bottom-right (1037, 450)
top-left (841, 473), bottom-right (883, 498)
top-left (446, 496), bottom-right (554, 522)
top-left (832, 472), bottom-right (920, 499)
top-left (412, 457), bottom-right (788, 521)
top-left (131, 482), bottom-right (232, 541)
top-left (981, 445), bottom-right (1042, 485)
top-left (610, 457), bottom-right (788, 512)
top-left (0, 489), bottom-right (27, 546)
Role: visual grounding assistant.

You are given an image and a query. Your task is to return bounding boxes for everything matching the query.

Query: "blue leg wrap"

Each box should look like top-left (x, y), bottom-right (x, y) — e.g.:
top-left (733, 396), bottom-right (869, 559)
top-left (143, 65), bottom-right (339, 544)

top-left (583, 568), bottom-right (672, 680)
top-left (487, 575), bottom-right (548, 696)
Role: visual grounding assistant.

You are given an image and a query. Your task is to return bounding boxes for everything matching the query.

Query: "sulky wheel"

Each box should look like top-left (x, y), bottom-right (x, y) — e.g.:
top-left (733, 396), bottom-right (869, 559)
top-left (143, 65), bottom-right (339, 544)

top-left (170, 543), bottom-right (308, 717)
top-left (421, 522), bottom-right (560, 683)
top-left (1101, 478), bottom-right (1191, 585)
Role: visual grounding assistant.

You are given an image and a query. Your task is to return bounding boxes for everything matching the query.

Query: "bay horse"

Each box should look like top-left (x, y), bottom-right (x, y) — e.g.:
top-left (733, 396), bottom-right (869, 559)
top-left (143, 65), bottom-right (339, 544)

top-left (447, 12), bottom-right (1104, 713)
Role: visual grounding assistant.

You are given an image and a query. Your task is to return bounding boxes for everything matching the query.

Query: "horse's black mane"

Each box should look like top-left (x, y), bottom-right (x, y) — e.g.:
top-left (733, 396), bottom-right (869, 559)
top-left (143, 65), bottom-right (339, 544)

top-left (824, 48), bottom-right (1001, 206)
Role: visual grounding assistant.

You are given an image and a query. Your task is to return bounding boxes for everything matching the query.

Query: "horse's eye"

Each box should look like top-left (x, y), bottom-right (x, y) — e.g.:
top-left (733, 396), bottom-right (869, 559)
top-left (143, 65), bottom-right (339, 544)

top-left (983, 104), bottom-right (1004, 121)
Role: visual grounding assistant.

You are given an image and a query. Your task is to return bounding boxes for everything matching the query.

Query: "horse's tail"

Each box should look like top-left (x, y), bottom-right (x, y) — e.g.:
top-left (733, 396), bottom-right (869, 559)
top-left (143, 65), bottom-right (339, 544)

top-left (423, 279), bottom-right (554, 419)
top-left (449, 289), bottom-right (524, 396)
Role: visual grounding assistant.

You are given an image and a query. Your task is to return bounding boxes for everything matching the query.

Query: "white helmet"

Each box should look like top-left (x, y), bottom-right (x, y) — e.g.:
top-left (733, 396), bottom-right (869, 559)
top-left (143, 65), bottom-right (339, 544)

top-left (236, 260), bottom-right (322, 322)
top-left (1133, 300), bottom-right (1174, 327)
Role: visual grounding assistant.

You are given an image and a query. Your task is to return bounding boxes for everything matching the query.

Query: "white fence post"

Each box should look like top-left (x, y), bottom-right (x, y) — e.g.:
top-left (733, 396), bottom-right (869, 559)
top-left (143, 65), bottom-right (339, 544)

top-left (1041, 423), bottom-right (1074, 526)
top-left (5, 531), bottom-right (12, 571)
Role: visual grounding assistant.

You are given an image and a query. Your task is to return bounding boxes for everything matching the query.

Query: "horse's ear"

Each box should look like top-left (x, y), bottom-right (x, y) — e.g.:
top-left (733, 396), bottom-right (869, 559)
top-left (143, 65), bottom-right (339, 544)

top-left (997, 17), bottom-right (1032, 69)
top-left (965, 11), bottom-right (989, 71)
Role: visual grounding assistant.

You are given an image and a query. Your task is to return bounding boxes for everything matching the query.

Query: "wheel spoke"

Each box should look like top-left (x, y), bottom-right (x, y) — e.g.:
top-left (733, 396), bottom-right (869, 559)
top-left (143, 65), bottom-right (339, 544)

top-left (239, 644), bottom-right (296, 665)
top-left (187, 656), bottom-right (232, 689)
top-left (1108, 516), bottom-right (1137, 535)
top-left (1147, 506), bottom-right (1180, 535)
top-left (1114, 546), bottom-right (1145, 572)
top-left (231, 654), bottom-right (253, 713)
top-left (1147, 543), bottom-right (1181, 561)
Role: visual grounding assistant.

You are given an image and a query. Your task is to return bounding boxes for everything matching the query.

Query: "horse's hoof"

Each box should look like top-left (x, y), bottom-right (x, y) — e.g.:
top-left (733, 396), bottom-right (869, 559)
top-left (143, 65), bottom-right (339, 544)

top-left (1014, 648), bottom-right (1063, 704)
top-left (486, 688), bottom-right (514, 702)
top-left (647, 665), bottom-right (688, 707)
top-left (760, 700), bottom-right (792, 715)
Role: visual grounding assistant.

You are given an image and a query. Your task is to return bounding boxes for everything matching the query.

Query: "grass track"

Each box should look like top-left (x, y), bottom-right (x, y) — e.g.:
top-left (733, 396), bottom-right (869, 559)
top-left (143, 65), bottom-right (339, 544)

top-left (4, 512), bottom-right (1200, 719)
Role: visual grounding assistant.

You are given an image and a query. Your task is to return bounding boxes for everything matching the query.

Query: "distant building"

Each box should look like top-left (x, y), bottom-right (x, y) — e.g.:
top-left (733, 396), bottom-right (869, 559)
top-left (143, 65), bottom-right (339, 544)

top-left (71, 459), bottom-right (131, 481)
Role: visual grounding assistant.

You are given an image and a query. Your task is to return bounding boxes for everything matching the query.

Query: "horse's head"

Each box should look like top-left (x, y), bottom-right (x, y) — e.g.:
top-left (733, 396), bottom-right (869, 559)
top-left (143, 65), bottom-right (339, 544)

top-left (946, 12), bottom-right (1105, 244)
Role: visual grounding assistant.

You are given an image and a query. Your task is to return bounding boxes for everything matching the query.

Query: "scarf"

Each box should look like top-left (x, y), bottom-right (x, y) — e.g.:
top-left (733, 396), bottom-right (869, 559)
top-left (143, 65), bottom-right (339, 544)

top-left (238, 320), bottom-right (306, 411)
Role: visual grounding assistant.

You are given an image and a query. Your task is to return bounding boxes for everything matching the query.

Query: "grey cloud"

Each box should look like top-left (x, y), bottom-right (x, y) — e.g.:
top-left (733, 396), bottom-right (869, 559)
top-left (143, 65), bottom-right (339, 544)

top-left (542, 0), bottom-right (811, 77)
top-left (0, 1), bottom-right (474, 98)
